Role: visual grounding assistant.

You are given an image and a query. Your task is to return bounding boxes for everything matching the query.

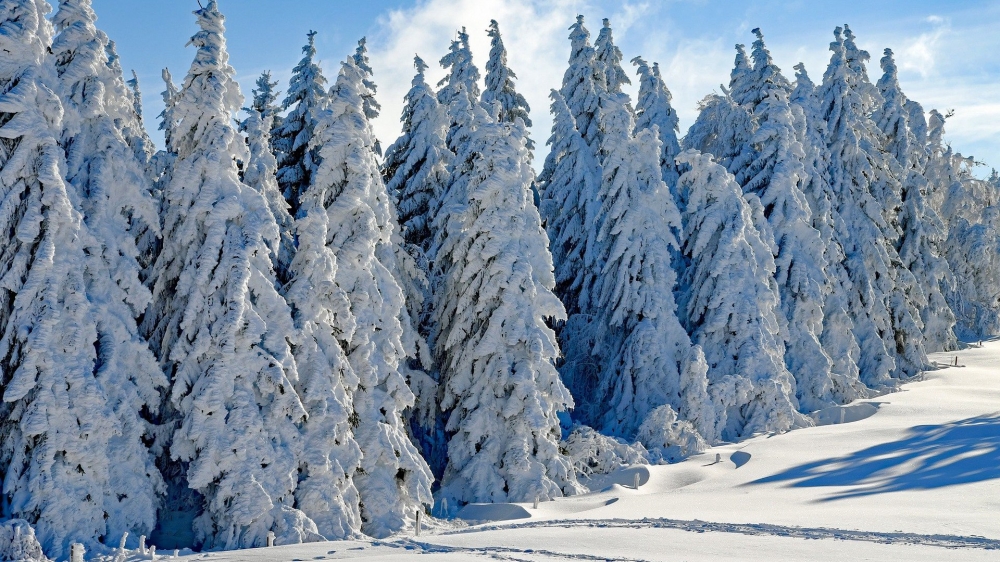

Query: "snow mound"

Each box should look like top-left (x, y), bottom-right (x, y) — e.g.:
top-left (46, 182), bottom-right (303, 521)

top-left (456, 503), bottom-right (532, 523)
top-left (0, 520), bottom-right (47, 562)
top-left (811, 402), bottom-right (882, 426)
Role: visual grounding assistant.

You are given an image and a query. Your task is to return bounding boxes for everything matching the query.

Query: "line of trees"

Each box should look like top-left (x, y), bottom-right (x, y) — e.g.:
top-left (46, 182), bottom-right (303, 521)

top-left (0, 0), bottom-right (997, 559)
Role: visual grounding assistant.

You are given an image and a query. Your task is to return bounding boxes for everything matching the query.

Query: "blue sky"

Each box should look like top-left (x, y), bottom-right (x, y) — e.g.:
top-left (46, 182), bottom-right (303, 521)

top-left (92, 0), bottom-right (1000, 171)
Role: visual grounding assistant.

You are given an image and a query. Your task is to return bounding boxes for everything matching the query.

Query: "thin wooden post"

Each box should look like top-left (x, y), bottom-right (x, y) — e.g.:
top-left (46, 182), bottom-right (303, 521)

top-left (415, 510), bottom-right (422, 536)
top-left (140, 535), bottom-right (147, 555)
top-left (840, 408), bottom-right (845, 424)
top-left (150, 545), bottom-right (157, 560)
top-left (267, 531), bottom-right (275, 547)
top-left (633, 472), bottom-right (640, 489)
top-left (715, 453), bottom-right (721, 463)
top-left (533, 495), bottom-right (539, 509)
top-left (70, 543), bottom-right (85, 562)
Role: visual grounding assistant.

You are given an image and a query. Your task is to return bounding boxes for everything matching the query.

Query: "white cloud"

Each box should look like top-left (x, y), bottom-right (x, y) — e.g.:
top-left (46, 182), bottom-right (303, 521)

top-left (367, 0), bottom-right (593, 164)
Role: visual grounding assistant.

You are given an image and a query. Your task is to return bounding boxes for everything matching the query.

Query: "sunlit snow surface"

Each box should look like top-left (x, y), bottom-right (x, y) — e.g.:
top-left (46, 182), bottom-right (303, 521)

top-left (106, 341), bottom-right (1000, 561)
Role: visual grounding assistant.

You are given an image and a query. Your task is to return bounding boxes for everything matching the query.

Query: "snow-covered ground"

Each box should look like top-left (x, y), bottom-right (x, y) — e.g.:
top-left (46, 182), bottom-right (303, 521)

top-left (113, 341), bottom-right (1000, 561)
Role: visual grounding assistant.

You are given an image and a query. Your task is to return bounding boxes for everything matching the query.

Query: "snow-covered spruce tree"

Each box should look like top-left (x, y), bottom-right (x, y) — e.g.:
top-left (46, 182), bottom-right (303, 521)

top-left (538, 90), bottom-right (600, 318)
top-left (273, 30), bottom-right (328, 216)
top-left (559, 15), bottom-right (605, 146)
top-left (381, 55), bottom-right (449, 474)
top-left (676, 150), bottom-right (807, 441)
top-left (875, 49), bottom-right (956, 351)
top-left (632, 57), bottom-right (682, 188)
top-left (141, 1), bottom-right (315, 548)
top-left (438, 27), bottom-right (480, 147)
top-left (745, 28), bottom-right (792, 109)
top-left (434, 87), bottom-right (581, 504)
top-left (682, 92), bottom-right (755, 194)
top-left (157, 67), bottom-right (180, 153)
top-left (384, 56), bottom-right (450, 255)
top-left (936, 148), bottom-right (1000, 338)
top-left (594, 18), bottom-right (630, 98)
top-left (743, 89), bottom-right (836, 412)
top-left (244, 71), bottom-right (281, 122)
top-left (0, 1), bottom-right (130, 558)
top-left (282, 85), bottom-right (363, 543)
top-left (820, 26), bottom-right (926, 382)
top-left (242, 108), bottom-right (294, 287)
top-left (49, 0), bottom-right (168, 547)
top-left (124, 71), bottom-right (156, 167)
top-left (587, 96), bottom-right (714, 444)
top-left (536, 91), bottom-right (602, 418)
top-left (728, 43), bottom-right (754, 108)
top-left (351, 37), bottom-right (382, 156)
top-left (789, 62), bottom-right (866, 403)
top-left (483, 20), bottom-right (530, 127)
top-left (308, 58), bottom-right (432, 538)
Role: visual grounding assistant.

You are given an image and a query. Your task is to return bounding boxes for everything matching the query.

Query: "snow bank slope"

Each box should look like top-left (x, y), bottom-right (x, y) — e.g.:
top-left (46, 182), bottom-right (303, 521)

top-left (109, 341), bottom-right (1000, 561)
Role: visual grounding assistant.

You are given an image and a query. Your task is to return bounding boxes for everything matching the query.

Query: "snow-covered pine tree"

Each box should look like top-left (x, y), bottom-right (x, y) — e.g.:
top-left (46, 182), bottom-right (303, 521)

top-left (0, 1), bottom-right (143, 558)
top-left (157, 68), bottom-right (180, 153)
top-left (49, 0), bottom-right (168, 547)
top-left (434, 87), bottom-right (581, 504)
top-left (384, 56), bottom-right (450, 255)
top-left (682, 92), bottom-right (755, 192)
top-left (676, 150), bottom-right (806, 441)
top-left (351, 37), bottom-right (381, 156)
top-left (538, 90), bottom-right (600, 318)
top-left (821, 26), bottom-right (927, 382)
top-left (536, 90), bottom-right (602, 419)
top-left (728, 43), bottom-right (754, 107)
top-left (789, 62), bottom-right (866, 403)
top-left (242, 108), bottom-right (294, 287)
top-left (124, 71), bottom-right (156, 167)
top-left (282, 74), bottom-right (363, 542)
top-left (483, 20), bottom-right (530, 127)
top-left (594, 18), bottom-right (630, 98)
top-left (587, 96), bottom-right (715, 443)
top-left (632, 57), bottom-right (682, 189)
top-left (308, 57), bottom-right (432, 538)
top-left (273, 30), bottom-right (328, 216)
top-left (559, 15), bottom-right (604, 146)
top-left (141, 1), bottom-right (315, 548)
top-left (875, 49), bottom-right (956, 352)
top-left (244, 71), bottom-right (281, 122)
top-left (381, 55), bottom-right (449, 473)
top-left (932, 134), bottom-right (1000, 338)
top-left (743, 89), bottom-right (836, 412)
top-left (745, 28), bottom-right (792, 109)
top-left (438, 27), bottom-right (480, 148)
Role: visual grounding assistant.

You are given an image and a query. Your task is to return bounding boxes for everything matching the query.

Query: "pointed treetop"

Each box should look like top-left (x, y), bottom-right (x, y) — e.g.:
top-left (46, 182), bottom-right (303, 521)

top-left (793, 62), bottom-right (814, 90)
top-left (352, 36), bottom-right (380, 121)
top-left (128, 69), bottom-right (144, 122)
top-left (748, 27), bottom-right (791, 107)
top-left (414, 54), bottom-right (428, 75)
top-left (483, 18), bottom-right (531, 127)
top-left (729, 43), bottom-right (754, 106)
top-left (247, 70), bottom-right (280, 117)
top-left (595, 17), bottom-right (630, 94)
top-left (438, 26), bottom-right (480, 107)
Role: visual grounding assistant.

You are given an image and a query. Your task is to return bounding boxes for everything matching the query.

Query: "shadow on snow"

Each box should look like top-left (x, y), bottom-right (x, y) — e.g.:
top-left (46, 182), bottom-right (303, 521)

top-left (749, 413), bottom-right (1000, 501)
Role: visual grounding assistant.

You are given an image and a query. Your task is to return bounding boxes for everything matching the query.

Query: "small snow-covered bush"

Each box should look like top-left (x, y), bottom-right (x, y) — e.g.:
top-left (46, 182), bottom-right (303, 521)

top-left (562, 426), bottom-right (649, 476)
top-left (0, 520), bottom-right (47, 562)
top-left (636, 405), bottom-right (708, 463)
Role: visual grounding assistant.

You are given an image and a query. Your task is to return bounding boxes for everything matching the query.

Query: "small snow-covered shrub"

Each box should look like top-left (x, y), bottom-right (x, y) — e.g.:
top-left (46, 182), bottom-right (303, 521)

top-left (636, 405), bottom-right (708, 463)
top-left (0, 520), bottom-right (47, 562)
top-left (562, 426), bottom-right (649, 476)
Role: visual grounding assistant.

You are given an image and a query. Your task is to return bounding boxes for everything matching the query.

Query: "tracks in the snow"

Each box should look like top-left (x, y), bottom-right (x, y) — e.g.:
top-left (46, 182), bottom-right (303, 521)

top-left (391, 516), bottom-right (1000, 556)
